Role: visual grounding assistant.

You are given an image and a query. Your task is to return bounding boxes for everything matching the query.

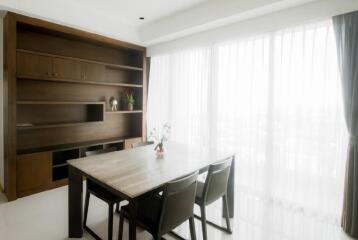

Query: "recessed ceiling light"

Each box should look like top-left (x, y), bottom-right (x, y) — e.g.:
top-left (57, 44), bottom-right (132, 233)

top-left (139, 17), bottom-right (145, 20)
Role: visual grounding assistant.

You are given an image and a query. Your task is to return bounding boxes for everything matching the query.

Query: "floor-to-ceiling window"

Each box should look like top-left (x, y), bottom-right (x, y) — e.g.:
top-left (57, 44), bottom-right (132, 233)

top-left (147, 19), bottom-right (348, 240)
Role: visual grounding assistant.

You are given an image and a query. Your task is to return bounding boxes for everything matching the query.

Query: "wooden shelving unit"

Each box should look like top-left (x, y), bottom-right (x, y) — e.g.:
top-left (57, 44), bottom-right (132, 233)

top-left (3, 12), bottom-right (147, 200)
top-left (17, 49), bottom-right (144, 72)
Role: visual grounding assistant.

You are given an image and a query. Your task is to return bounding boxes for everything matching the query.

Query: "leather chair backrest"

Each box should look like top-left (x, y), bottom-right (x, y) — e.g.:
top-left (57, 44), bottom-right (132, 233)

top-left (158, 171), bottom-right (198, 235)
top-left (203, 158), bottom-right (232, 205)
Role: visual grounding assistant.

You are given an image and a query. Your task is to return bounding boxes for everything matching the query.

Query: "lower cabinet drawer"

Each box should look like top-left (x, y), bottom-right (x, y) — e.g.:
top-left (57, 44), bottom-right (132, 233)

top-left (17, 152), bottom-right (52, 196)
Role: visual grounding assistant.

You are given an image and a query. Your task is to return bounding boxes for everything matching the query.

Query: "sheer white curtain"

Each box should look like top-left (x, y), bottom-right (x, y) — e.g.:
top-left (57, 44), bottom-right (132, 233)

top-left (147, 48), bottom-right (212, 146)
top-left (147, 20), bottom-right (348, 239)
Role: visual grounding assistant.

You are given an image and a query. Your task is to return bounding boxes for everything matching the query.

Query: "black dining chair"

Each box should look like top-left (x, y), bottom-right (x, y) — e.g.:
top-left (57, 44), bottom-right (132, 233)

top-left (131, 141), bottom-right (154, 148)
top-left (194, 158), bottom-right (233, 240)
top-left (118, 171), bottom-right (199, 240)
top-left (83, 147), bottom-right (123, 240)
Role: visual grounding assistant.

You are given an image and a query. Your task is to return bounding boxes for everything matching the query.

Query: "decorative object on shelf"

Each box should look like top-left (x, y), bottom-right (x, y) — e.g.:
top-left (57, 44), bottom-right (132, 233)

top-left (149, 123), bottom-right (171, 157)
top-left (109, 97), bottom-right (119, 111)
top-left (123, 88), bottom-right (135, 111)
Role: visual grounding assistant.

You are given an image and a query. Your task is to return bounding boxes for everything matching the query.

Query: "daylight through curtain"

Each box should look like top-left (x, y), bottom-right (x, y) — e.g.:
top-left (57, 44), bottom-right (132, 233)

top-left (147, 20), bottom-right (348, 240)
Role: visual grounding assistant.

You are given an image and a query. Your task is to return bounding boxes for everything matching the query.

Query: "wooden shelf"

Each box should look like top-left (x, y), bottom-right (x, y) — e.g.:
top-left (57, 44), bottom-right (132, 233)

top-left (16, 121), bottom-right (103, 130)
top-left (17, 100), bottom-right (105, 105)
top-left (16, 137), bottom-right (129, 155)
top-left (16, 101), bottom-right (105, 130)
top-left (17, 75), bottom-right (143, 88)
top-left (106, 110), bottom-right (142, 114)
top-left (52, 163), bottom-right (68, 168)
top-left (17, 49), bottom-right (143, 72)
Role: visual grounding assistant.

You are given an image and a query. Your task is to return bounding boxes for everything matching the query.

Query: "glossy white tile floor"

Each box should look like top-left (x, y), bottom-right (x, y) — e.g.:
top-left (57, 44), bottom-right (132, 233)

top-left (0, 184), bottom-right (354, 240)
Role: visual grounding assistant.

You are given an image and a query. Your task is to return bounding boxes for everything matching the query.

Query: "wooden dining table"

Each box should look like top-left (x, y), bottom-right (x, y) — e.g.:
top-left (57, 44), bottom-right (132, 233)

top-left (68, 141), bottom-right (235, 240)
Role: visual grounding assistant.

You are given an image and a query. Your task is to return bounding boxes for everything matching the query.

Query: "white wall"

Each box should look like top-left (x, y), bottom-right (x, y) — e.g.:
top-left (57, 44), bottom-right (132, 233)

top-left (147, 0), bottom-right (358, 56)
top-left (0, 15), bottom-right (4, 190)
top-left (140, 0), bottom-right (316, 45)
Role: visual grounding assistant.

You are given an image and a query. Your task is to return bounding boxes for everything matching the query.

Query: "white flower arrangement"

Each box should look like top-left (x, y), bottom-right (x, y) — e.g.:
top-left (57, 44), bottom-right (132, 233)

top-left (149, 123), bottom-right (171, 154)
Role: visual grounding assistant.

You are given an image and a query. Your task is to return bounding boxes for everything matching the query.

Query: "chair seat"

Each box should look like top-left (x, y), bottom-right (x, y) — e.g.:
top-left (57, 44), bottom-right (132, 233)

top-left (195, 181), bottom-right (205, 203)
top-left (121, 194), bottom-right (162, 230)
top-left (88, 180), bottom-right (120, 203)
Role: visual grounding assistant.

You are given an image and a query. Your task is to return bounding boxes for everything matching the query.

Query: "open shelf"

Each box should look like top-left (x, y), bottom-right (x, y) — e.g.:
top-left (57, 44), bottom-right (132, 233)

top-left (106, 110), bottom-right (142, 114)
top-left (17, 100), bottom-right (105, 105)
top-left (52, 165), bottom-right (69, 181)
top-left (52, 163), bottom-right (68, 168)
top-left (17, 75), bottom-right (143, 88)
top-left (16, 101), bottom-right (105, 130)
top-left (17, 137), bottom-right (127, 155)
top-left (16, 121), bottom-right (102, 130)
top-left (53, 149), bottom-right (79, 166)
top-left (17, 49), bottom-right (143, 72)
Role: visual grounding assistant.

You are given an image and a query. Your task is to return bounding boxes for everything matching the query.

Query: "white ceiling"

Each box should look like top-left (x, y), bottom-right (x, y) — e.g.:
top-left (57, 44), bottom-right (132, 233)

top-left (78, 0), bottom-right (208, 26)
top-left (0, 0), bottom-right (323, 46)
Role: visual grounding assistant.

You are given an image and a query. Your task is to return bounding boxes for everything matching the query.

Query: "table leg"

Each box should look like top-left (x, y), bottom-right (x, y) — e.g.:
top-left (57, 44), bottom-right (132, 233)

top-left (129, 199), bottom-right (138, 240)
top-left (223, 155), bottom-right (235, 218)
top-left (68, 165), bottom-right (83, 238)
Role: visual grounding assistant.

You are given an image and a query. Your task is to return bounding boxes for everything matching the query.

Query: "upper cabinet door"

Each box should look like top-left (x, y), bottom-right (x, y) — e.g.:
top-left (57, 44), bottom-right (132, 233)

top-left (82, 62), bottom-right (105, 82)
top-left (17, 51), bottom-right (52, 78)
top-left (53, 58), bottom-right (82, 80)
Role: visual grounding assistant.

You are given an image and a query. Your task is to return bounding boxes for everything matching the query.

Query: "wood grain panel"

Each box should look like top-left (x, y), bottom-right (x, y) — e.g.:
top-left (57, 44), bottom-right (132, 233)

top-left (17, 114), bottom-right (142, 150)
top-left (17, 51), bottom-right (52, 77)
top-left (82, 62), bottom-right (105, 82)
top-left (4, 11), bottom-right (18, 200)
top-left (17, 104), bottom-right (88, 125)
top-left (17, 80), bottom-right (143, 111)
top-left (53, 57), bottom-right (82, 80)
top-left (17, 152), bottom-right (52, 196)
top-left (17, 27), bottom-right (143, 67)
top-left (105, 67), bottom-right (142, 85)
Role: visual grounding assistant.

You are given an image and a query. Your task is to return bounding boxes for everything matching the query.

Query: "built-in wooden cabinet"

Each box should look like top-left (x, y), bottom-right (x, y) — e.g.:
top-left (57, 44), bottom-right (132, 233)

top-left (82, 62), bottom-right (106, 82)
top-left (17, 152), bottom-right (52, 197)
top-left (17, 51), bottom-right (52, 78)
top-left (4, 12), bottom-right (147, 200)
top-left (53, 57), bottom-right (82, 80)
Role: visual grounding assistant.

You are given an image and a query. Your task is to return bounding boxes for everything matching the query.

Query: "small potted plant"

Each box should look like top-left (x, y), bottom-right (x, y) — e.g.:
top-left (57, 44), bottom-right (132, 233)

top-left (123, 88), bottom-right (135, 111)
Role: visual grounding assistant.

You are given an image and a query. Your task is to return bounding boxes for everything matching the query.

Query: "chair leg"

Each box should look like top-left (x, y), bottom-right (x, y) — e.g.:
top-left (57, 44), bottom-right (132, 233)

top-left (189, 216), bottom-right (197, 240)
top-left (116, 202), bottom-right (120, 213)
top-left (118, 212), bottom-right (124, 240)
top-left (200, 205), bottom-right (208, 240)
top-left (108, 203), bottom-right (114, 240)
top-left (83, 191), bottom-right (90, 227)
top-left (223, 195), bottom-right (232, 233)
